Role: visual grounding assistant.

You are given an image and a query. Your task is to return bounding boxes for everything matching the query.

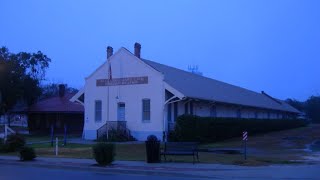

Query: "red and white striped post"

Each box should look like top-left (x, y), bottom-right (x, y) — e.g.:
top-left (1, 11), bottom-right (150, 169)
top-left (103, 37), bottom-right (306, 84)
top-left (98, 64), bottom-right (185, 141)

top-left (243, 131), bottom-right (248, 160)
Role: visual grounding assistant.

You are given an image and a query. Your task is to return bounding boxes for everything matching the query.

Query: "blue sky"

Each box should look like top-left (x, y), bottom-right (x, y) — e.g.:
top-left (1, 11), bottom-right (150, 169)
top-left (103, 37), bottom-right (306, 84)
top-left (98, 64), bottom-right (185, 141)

top-left (1, 0), bottom-right (319, 101)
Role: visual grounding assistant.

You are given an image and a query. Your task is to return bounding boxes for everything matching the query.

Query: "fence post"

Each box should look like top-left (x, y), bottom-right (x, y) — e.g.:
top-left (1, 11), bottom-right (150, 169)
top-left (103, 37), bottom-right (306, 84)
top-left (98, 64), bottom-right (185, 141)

top-left (50, 124), bottom-right (54, 147)
top-left (4, 124), bottom-right (8, 142)
top-left (64, 124), bottom-right (67, 146)
top-left (55, 137), bottom-right (58, 156)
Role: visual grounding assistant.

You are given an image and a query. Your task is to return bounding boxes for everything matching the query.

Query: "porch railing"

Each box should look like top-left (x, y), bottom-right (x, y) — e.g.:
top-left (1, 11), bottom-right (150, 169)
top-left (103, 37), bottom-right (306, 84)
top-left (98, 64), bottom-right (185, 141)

top-left (97, 121), bottom-right (130, 140)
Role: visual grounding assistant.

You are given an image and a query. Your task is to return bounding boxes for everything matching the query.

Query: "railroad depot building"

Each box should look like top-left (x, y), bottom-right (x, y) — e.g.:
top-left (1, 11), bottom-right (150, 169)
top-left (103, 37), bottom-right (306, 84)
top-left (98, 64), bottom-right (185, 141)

top-left (71, 43), bottom-right (300, 141)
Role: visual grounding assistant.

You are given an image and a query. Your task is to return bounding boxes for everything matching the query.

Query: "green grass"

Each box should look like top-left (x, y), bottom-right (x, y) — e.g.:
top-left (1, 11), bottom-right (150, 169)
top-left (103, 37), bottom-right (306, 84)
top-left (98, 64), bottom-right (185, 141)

top-left (1, 124), bottom-right (319, 166)
top-left (23, 135), bottom-right (81, 143)
top-left (29, 143), bottom-right (92, 149)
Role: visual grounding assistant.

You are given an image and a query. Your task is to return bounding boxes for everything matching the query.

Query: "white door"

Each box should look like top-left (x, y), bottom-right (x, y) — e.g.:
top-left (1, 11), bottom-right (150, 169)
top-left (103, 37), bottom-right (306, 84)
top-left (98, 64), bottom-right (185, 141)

top-left (117, 103), bottom-right (125, 121)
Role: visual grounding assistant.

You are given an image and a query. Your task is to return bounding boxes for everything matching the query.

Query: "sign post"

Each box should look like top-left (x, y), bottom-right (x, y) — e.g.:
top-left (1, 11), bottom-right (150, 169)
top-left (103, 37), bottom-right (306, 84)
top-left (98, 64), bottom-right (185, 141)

top-left (243, 131), bottom-right (248, 160)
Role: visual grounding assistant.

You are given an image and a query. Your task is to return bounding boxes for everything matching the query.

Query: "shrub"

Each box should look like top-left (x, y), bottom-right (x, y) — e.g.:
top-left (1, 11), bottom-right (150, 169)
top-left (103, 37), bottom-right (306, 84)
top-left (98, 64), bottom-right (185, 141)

top-left (19, 146), bottom-right (36, 161)
top-left (98, 129), bottom-right (136, 142)
top-left (0, 138), bottom-right (8, 153)
top-left (92, 143), bottom-right (115, 166)
top-left (169, 115), bottom-right (307, 143)
top-left (5, 134), bottom-right (26, 152)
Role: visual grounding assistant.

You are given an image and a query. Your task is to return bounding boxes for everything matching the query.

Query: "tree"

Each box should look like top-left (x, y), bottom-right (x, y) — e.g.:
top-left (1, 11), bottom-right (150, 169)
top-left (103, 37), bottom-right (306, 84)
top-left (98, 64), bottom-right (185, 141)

top-left (40, 83), bottom-right (78, 99)
top-left (285, 98), bottom-right (305, 112)
top-left (0, 47), bottom-right (51, 115)
top-left (305, 96), bottom-right (320, 123)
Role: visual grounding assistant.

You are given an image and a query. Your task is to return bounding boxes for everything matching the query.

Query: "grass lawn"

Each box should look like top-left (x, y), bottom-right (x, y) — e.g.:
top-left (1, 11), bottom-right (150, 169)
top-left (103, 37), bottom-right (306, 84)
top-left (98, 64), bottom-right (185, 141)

top-left (23, 135), bottom-right (82, 142)
top-left (2, 124), bottom-right (319, 166)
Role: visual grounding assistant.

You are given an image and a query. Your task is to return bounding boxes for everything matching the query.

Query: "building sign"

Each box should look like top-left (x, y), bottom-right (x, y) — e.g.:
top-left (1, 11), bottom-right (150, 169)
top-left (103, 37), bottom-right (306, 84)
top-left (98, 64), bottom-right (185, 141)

top-left (96, 76), bottom-right (148, 86)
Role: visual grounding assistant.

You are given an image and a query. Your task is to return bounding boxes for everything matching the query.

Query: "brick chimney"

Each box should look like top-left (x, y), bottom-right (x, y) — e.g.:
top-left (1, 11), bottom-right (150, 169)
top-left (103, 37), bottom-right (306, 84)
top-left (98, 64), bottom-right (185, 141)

top-left (134, 42), bottom-right (141, 58)
top-left (59, 84), bottom-right (65, 97)
top-left (107, 46), bottom-right (113, 59)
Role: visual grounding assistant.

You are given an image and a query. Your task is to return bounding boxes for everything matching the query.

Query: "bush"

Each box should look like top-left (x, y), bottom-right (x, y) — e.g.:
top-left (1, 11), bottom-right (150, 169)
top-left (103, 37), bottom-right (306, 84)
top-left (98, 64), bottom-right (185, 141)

top-left (92, 143), bottom-right (115, 166)
top-left (4, 134), bottom-right (26, 152)
top-left (169, 115), bottom-right (308, 143)
top-left (19, 146), bottom-right (36, 161)
top-left (0, 138), bottom-right (8, 153)
top-left (98, 129), bottom-right (136, 142)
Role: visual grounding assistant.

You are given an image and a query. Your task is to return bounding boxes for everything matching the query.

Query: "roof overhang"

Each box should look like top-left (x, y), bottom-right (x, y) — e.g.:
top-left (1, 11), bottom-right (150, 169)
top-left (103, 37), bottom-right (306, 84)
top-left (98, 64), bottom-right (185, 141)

top-left (164, 82), bottom-right (185, 100)
top-left (70, 88), bottom-right (84, 105)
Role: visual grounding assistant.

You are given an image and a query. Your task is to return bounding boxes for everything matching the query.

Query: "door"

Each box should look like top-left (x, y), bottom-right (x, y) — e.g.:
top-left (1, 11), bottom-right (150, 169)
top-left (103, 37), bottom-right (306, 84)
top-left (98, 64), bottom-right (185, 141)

top-left (117, 102), bottom-right (125, 121)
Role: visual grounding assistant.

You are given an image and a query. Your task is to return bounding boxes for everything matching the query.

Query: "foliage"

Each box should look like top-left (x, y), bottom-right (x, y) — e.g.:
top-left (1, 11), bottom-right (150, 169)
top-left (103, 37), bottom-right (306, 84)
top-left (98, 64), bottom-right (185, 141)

top-left (169, 115), bottom-right (307, 143)
top-left (0, 138), bottom-right (7, 153)
top-left (40, 83), bottom-right (78, 99)
top-left (92, 143), bottom-right (115, 166)
top-left (0, 46), bottom-right (51, 114)
top-left (305, 96), bottom-right (320, 123)
top-left (98, 129), bottom-right (136, 142)
top-left (5, 134), bottom-right (26, 152)
top-left (19, 146), bottom-right (36, 161)
top-left (285, 98), bottom-right (305, 112)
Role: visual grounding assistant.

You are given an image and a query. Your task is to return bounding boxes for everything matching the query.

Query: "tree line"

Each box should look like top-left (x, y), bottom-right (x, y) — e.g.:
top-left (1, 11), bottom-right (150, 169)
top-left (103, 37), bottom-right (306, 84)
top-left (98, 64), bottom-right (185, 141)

top-left (286, 96), bottom-right (320, 123)
top-left (0, 47), bottom-right (77, 116)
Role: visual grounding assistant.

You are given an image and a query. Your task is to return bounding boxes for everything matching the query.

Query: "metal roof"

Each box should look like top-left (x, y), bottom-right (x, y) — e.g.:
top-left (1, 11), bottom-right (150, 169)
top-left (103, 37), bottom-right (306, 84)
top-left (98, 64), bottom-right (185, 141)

top-left (28, 93), bottom-right (84, 113)
top-left (142, 59), bottom-right (300, 113)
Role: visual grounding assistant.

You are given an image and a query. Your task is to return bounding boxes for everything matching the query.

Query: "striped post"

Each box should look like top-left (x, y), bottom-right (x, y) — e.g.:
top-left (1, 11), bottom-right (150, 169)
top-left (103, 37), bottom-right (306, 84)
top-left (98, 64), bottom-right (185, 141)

top-left (243, 131), bottom-right (248, 160)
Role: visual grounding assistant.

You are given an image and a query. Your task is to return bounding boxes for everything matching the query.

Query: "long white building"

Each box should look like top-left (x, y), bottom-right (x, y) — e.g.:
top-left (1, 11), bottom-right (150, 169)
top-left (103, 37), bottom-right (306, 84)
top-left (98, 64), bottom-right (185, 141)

top-left (71, 43), bottom-right (300, 141)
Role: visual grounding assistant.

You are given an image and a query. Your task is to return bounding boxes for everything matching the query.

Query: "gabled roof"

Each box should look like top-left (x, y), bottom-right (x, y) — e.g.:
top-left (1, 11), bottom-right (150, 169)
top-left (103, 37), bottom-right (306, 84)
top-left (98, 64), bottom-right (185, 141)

top-left (142, 59), bottom-right (300, 113)
top-left (28, 93), bottom-right (84, 113)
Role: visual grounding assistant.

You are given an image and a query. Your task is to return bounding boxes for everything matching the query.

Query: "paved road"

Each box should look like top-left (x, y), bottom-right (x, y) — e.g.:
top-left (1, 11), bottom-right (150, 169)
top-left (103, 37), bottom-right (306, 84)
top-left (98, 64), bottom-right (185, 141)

top-left (0, 164), bottom-right (203, 180)
top-left (1, 162), bottom-right (319, 180)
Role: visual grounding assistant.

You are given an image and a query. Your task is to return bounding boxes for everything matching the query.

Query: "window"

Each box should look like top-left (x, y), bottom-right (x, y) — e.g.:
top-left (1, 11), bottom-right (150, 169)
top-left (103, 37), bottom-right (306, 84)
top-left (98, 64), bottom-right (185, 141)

top-left (117, 103), bottom-right (125, 121)
top-left (142, 99), bottom-right (151, 121)
top-left (95, 100), bottom-right (102, 122)
top-left (255, 112), bottom-right (258, 119)
top-left (267, 112), bottom-right (271, 119)
top-left (210, 106), bottom-right (217, 117)
top-left (190, 102), bottom-right (194, 115)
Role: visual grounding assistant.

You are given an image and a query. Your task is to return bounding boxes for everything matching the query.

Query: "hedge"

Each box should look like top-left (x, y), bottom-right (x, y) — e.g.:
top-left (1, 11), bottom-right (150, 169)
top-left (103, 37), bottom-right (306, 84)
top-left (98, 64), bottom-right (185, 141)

top-left (169, 115), bottom-right (307, 143)
top-left (92, 143), bottom-right (115, 166)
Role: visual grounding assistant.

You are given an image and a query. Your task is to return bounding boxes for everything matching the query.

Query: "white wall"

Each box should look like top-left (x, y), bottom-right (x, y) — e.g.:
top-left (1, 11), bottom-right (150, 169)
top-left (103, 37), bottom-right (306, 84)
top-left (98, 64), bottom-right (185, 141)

top-left (83, 48), bottom-right (165, 140)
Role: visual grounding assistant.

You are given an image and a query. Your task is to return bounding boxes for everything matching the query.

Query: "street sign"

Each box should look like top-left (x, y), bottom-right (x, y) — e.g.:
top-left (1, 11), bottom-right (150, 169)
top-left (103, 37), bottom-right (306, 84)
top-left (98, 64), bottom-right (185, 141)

top-left (243, 131), bottom-right (248, 141)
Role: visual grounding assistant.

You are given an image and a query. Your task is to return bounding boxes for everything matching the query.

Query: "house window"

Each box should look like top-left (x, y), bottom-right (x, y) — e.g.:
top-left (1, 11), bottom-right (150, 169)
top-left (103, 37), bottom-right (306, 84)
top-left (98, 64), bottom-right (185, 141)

top-left (142, 99), bottom-right (151, 121)
top-left (173, 102), bottom-right (178, 121)
top-left (267, 112), bottom-right (271, 119)
top-left (210, 106), bottom-right (217, 117)
top-left (255, 112), bottom-right (258, 119)
top-left (95, 100), bottom-right (102, 122)
top-left (117, 102), bottom-right (125, 121)
top-left (190, 102), bottom-right (194, 115)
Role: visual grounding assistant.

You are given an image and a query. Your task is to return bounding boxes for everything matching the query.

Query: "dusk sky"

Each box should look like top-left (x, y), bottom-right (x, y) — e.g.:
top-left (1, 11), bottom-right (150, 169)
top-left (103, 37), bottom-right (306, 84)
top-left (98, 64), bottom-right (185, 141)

top-left (1, 0), bottom-right (319, 101)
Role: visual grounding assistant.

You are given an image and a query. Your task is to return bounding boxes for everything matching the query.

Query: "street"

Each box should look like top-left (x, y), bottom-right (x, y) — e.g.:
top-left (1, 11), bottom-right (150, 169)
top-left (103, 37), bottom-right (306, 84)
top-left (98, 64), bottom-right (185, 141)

top-left (0, 164), bottom-right (204, 180)
top-left (0, 162), bottom-right (319, 180)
